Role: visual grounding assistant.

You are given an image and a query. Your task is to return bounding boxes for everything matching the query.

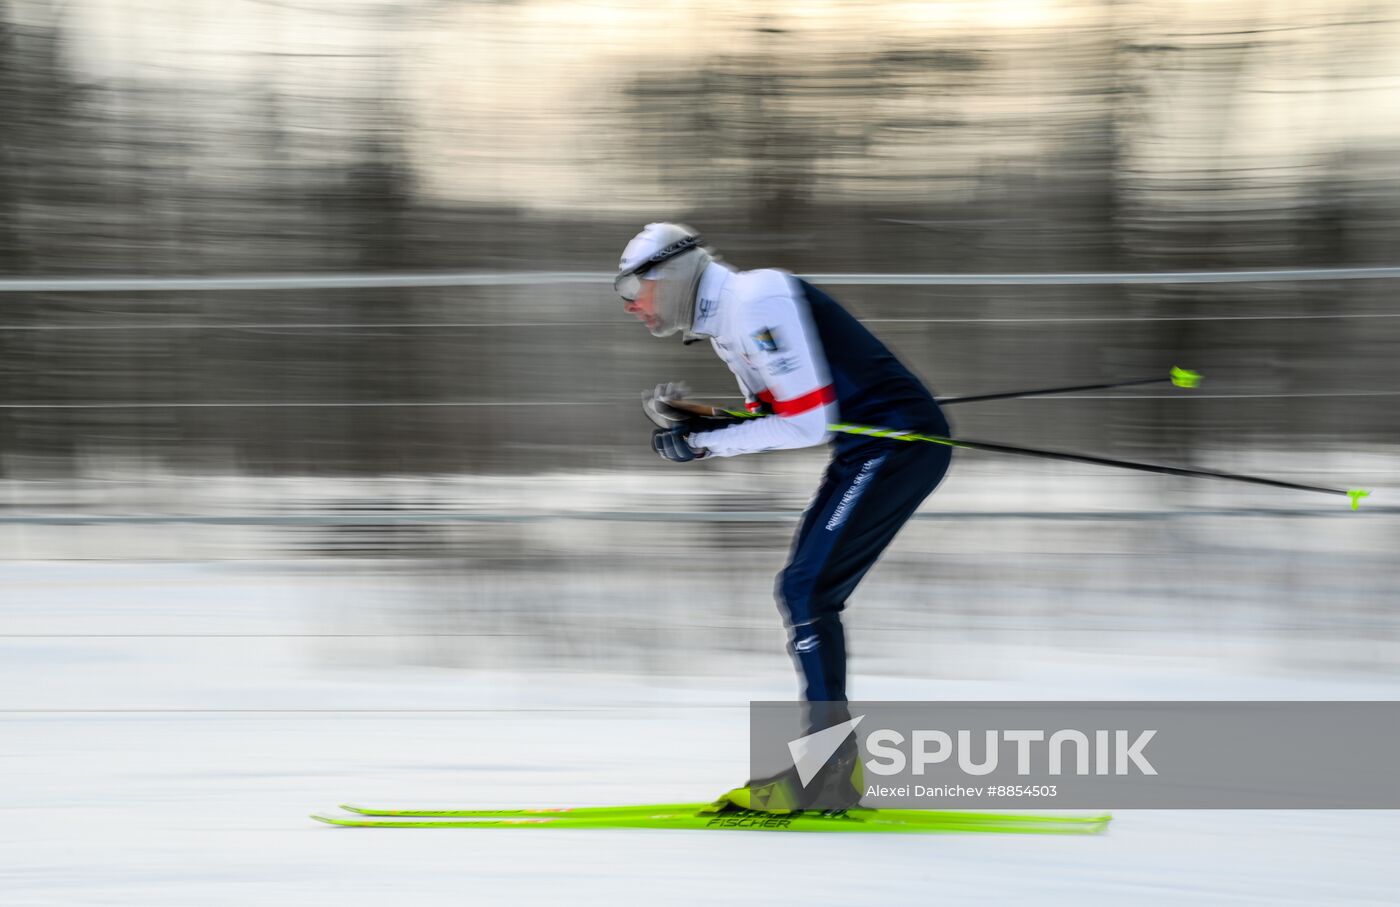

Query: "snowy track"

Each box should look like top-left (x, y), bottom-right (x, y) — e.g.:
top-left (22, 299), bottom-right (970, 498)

top-left (4, 561), bottom-right (1400, 906)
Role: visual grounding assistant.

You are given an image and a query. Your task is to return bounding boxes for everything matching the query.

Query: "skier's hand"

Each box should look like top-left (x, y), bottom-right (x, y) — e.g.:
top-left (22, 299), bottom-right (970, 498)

top-left (652, 425), bottom-right (707, 463)
top-left (642, 381), bottom-right (697, 430)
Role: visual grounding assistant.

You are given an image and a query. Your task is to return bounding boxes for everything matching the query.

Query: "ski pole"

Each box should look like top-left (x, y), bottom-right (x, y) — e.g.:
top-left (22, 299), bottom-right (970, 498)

top-left (935, 366), bottom-right (1202, 406)
top-left (831, 424), bottom-right (1370, 511)
top-left (662, 395), bottom-right (1369, 509)
top-left (695, 367), bottom-right (1202, 421)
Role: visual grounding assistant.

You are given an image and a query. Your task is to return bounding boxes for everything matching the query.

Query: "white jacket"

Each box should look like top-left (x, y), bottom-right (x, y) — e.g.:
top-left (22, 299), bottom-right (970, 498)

top-left (685, 263), bottom-right (838, 458)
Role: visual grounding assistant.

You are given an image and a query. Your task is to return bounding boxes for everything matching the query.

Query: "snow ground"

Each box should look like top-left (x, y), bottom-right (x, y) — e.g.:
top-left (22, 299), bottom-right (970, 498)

top-left (3, 560), bottom-right (1400, 906)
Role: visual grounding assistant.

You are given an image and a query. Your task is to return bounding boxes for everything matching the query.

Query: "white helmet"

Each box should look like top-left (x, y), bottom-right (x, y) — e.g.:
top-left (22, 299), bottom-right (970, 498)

top-left (615, 223), bottom-right (715, 338)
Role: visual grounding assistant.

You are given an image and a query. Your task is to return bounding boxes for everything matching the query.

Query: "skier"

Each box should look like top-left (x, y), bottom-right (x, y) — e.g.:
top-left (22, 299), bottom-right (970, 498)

top-left (616, 223), bottom-right (952, 811)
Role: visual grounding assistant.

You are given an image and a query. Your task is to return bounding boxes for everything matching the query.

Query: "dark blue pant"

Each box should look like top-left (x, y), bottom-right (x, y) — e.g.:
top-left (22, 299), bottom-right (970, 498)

top-left (777, 440), bottom-right (951, 725)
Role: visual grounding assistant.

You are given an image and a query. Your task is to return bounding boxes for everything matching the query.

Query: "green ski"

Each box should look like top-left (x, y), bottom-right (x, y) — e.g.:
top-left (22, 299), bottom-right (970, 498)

top-left (339, 801), bottom-right (1108, 828)
top-left (339, 802), bottom-right (704, 820)
top-left (317, 806), bottom-right (1110, 835)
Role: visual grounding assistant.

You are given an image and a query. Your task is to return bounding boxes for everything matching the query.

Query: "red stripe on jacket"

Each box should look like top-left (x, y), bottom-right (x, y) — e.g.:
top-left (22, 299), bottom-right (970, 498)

top-left (746, 390), bottom-right (777, 412)
top-left (772, 385), bottom-right (835, 417)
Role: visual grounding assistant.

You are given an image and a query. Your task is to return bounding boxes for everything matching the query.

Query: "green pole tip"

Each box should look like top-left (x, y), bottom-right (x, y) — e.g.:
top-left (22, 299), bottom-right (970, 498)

top-left (1170, 366), bottom-right (1202, 388)
top-left (1347, 489), bottom-right (1371, 511)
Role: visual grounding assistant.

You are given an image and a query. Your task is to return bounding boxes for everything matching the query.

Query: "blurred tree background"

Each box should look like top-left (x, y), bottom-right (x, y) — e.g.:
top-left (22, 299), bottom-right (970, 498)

top-left (1, 0), bottom-right (1397, 476)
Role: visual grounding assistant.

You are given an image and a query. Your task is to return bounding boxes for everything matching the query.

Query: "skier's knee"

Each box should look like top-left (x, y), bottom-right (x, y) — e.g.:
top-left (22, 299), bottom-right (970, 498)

top-left (776, 570), bottom-right (816, 627)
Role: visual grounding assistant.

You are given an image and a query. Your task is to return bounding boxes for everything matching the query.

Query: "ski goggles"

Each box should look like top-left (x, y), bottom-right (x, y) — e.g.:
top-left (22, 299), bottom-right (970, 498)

top-left (613, 234), bottom-right (703, 301)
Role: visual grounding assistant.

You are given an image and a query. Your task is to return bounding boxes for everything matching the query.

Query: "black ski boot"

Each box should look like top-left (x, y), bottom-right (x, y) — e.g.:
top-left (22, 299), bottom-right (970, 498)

top-left (713, 736), bottom-right (863, 814)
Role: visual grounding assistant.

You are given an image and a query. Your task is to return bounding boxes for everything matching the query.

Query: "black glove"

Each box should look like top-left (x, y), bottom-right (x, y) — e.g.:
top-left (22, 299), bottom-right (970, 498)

top-left (643, 381), bottom-right (754, 432)
top-left (652, 425), bottom-right (707, 463)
